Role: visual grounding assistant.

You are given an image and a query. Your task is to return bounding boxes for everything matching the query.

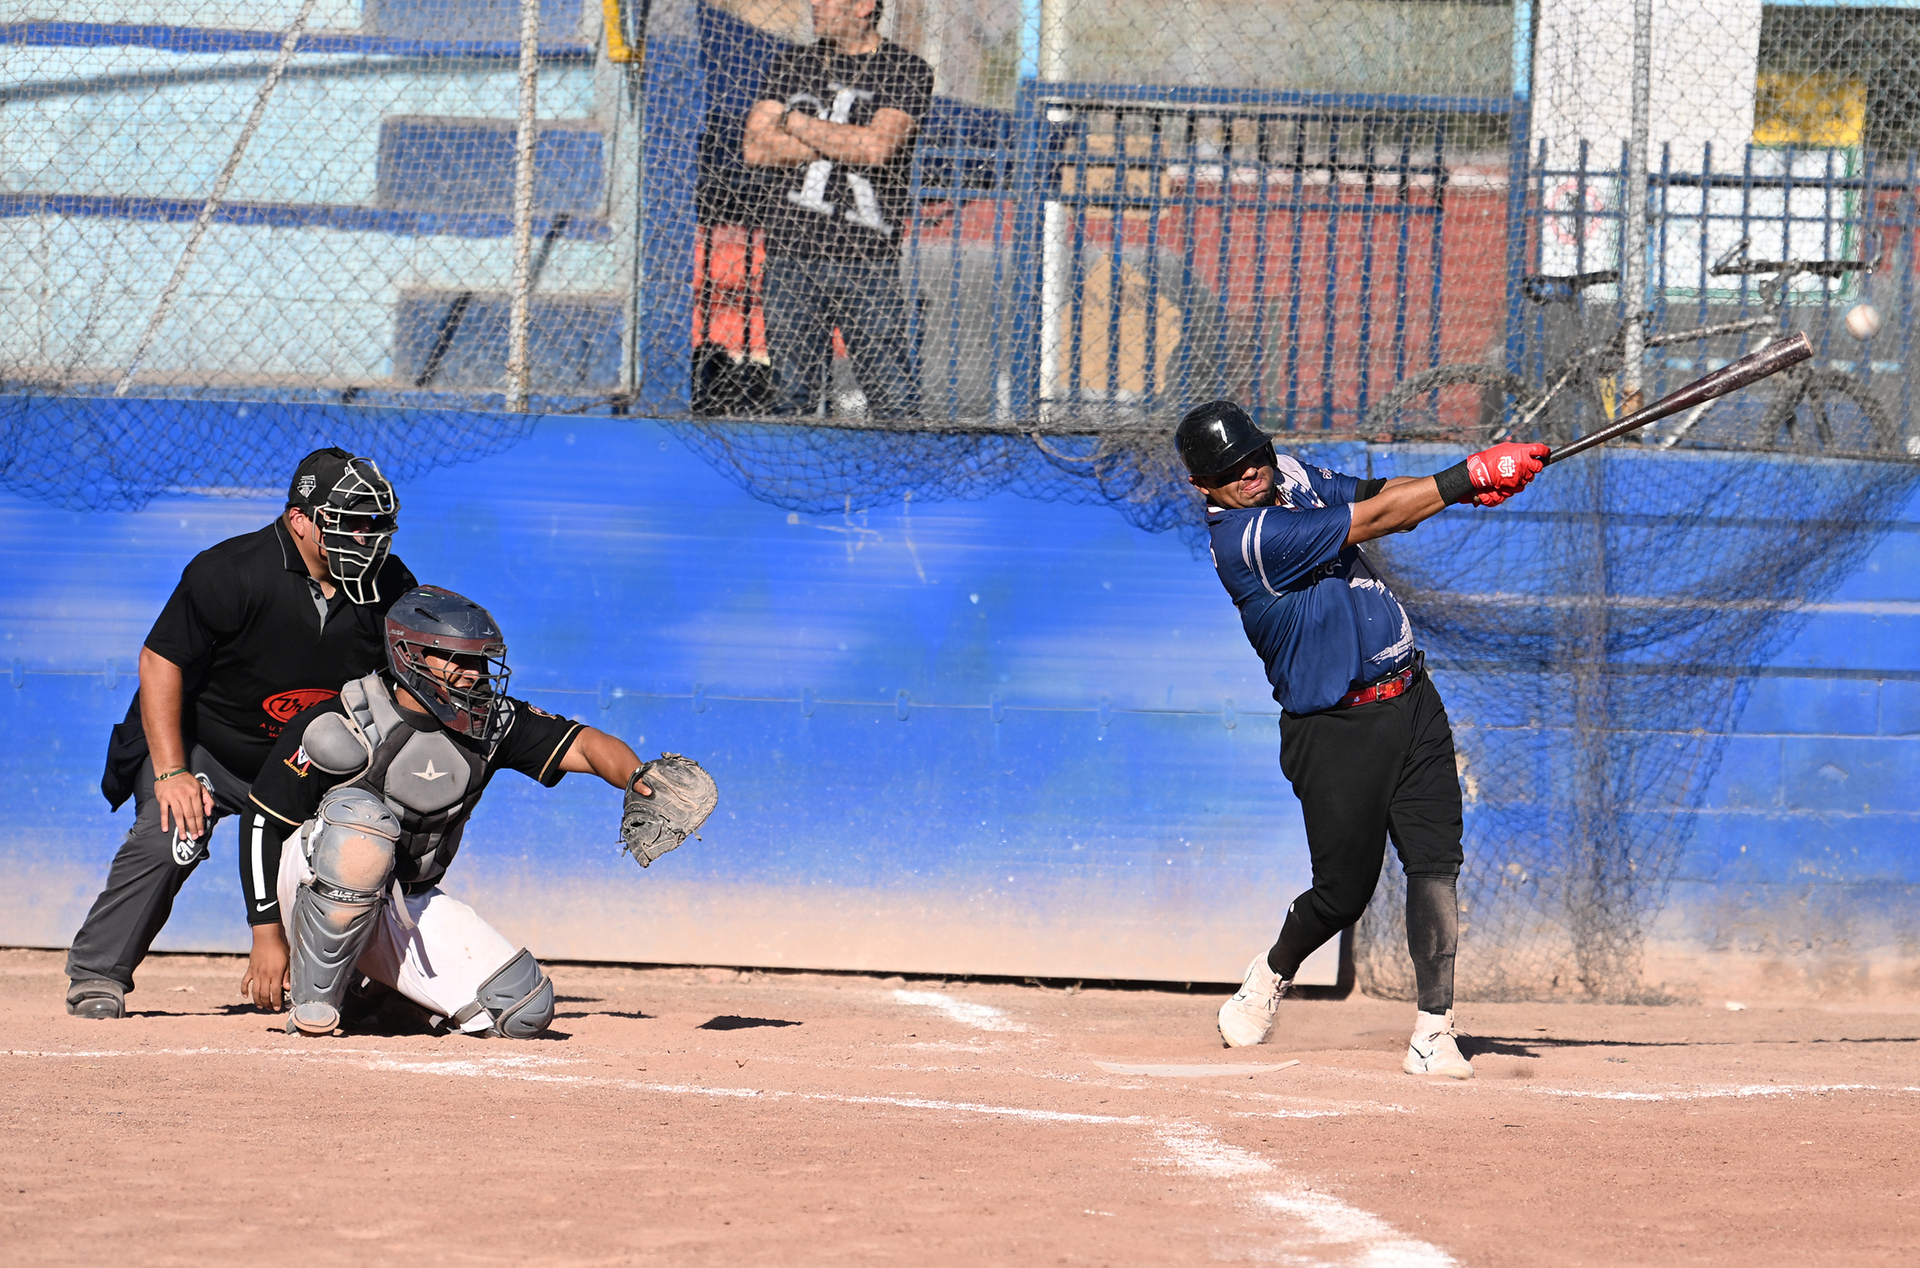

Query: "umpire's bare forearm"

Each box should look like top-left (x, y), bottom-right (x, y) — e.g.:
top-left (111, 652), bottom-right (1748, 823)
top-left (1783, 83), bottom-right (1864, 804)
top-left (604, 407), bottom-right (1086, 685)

top-left (137, 646), bottom-right (191, 775)
top-left (559, 726), bottom-right (651, 793)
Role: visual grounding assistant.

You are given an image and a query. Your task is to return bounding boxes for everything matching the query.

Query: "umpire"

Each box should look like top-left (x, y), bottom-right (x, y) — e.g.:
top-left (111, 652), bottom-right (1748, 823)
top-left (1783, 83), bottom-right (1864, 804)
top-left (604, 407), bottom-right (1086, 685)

top-left (1177, 401), bottom-right (1547, 1079)
top-left (64, 448), bottom-right (412, 1019)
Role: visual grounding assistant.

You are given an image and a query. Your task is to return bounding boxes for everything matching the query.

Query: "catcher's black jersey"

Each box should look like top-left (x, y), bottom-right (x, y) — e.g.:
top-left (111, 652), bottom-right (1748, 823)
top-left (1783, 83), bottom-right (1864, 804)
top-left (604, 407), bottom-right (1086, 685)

top-left (249, 684), bottom-right (582, 833)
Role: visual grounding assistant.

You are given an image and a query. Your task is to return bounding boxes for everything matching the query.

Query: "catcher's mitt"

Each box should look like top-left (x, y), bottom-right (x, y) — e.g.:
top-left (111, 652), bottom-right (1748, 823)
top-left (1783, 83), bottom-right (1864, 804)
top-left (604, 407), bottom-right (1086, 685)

top-left (621, 753), bottom-right (718, 868)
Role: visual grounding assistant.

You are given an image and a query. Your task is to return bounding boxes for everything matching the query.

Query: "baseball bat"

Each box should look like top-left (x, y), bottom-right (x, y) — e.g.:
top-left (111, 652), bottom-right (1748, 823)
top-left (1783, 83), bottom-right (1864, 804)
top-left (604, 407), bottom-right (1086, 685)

top-left (1542, 331), bottom-right (1813, 465)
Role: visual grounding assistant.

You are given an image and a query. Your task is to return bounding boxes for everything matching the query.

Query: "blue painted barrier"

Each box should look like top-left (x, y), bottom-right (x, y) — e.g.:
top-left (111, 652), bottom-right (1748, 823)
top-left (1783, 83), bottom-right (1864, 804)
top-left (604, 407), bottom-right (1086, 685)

top-left (2, 417), bottom-right (1914, 996)
top-left (0, 417), bottom-right (1335, 985)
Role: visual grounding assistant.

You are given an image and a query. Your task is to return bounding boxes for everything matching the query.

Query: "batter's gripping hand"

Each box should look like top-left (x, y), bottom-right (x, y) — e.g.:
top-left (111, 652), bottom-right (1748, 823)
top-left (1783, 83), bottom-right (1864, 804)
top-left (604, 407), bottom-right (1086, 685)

top-left (620, 754), bottom-right (718, 868)
top-left (1463, 441), bottom-right (1550, 506)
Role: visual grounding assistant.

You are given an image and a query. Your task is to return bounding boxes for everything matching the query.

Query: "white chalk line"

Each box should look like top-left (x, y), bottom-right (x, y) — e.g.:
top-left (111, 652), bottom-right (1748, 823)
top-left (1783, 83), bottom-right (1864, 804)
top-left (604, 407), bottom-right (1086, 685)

top-left (1095, 1059), bottom-right (1302, 1077)
top-left (891, 989), bottom-right (1026, 1032)
top-left (4, 1043), bottom-right (1453, 1264)
top-left (1521, 1081), bottom-right (1899, 1103)
top-left (392, 1053), bottom-right (1451, 1267)
top-left (1150, 1125), bottom-right (1458, 1268)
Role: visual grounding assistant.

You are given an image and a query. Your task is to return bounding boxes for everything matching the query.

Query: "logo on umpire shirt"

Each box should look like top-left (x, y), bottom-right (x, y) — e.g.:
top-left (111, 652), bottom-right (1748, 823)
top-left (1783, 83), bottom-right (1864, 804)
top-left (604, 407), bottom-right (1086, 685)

top-left (297, 474), bottom-right (318, 499)
top-left (259, 687), bottom-right (340, 736)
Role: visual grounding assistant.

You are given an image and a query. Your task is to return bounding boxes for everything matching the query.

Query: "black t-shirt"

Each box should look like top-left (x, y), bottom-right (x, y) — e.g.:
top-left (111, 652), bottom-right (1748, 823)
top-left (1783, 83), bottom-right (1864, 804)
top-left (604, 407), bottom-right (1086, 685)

top-left (757, 40), bottom-right (934, 261)
top-left (248, 686), bottom-right (584, 835)
top-left (141, 520), bottom-right (416, 781)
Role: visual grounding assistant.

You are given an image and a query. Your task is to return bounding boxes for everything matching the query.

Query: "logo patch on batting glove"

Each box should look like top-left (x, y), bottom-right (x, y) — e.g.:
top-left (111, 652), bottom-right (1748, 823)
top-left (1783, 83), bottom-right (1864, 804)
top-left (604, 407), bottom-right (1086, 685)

top-left (1497, 455), bottom-right (1517, 479)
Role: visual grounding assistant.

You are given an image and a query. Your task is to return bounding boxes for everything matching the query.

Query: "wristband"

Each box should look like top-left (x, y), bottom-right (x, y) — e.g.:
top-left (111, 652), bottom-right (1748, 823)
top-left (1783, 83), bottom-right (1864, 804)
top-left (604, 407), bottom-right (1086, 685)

top-left (1431, 461), bottom-right (1473, 506)
top-left (154, 767), bottom-right (190, 783)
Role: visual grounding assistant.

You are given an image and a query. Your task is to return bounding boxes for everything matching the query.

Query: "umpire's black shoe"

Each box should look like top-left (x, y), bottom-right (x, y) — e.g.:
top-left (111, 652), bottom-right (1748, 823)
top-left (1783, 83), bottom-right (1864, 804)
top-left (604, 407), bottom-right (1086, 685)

top-left (66, 979), bottom-right (127, 1019)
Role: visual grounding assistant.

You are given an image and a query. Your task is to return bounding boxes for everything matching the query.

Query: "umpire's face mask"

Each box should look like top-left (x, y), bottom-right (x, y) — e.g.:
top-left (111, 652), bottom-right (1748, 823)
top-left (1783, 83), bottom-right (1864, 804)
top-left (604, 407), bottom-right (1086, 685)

top-left (310, 458), bottom-right (400, 604)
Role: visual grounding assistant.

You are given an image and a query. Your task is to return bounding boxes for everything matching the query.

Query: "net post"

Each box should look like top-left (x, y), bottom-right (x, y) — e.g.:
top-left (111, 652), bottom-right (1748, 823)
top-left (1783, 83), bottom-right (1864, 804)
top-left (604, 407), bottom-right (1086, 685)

top-left (506, 0), bottom-right (543, 413)
top-left (112, 0), bottom-right (319, 398)
top-left (1620, 0), bottom-right (1653, 407)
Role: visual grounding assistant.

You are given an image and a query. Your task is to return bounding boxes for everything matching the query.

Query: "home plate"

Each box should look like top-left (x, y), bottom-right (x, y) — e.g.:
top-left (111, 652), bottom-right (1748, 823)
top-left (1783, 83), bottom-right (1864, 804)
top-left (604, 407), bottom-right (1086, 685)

top-left (1093, 1060), bottom-right (1301, 1077)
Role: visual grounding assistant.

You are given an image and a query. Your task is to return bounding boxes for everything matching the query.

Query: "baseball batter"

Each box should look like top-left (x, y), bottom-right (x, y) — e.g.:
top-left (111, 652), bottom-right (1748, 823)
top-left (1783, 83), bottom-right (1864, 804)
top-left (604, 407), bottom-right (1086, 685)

top-left (245, 585), bottom-right (716, 1037)
top-left (65, 448), bottom-right (409, 1020)
top-left (1177, 400), bottom-right (1548, 1078)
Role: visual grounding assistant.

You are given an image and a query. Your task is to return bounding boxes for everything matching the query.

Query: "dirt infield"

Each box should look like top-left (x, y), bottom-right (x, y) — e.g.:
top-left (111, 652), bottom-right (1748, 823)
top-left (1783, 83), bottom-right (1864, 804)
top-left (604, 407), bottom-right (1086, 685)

top-left (3, 948), bottom-right (1916, 1266)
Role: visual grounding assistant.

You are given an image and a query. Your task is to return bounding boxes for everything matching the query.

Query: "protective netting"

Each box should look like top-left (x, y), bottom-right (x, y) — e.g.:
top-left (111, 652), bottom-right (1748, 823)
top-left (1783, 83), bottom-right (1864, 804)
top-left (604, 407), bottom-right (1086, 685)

top-left (5, 0), bottom-right (1920, 996)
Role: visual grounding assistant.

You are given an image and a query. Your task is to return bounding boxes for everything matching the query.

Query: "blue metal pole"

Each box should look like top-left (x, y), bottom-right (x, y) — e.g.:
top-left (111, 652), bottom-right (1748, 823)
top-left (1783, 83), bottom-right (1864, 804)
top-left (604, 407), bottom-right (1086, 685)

top-left (1320, 119), bottom-right (1343, 429)
top-left (1427, 119), bottom-right (1445, 385)
top-left (1900, 158), bottom-right (1915, 438)
top-left (1249, 114), bottom-right (1274, 422)
top-left (1503, 0), bottom-right (1533, 380)
top-left (1176, 110), bottom-right (1201, 411)
top-left (1009, 78), bottom-right (1043, 421)
top-left (1390, 123), bottom-right (1414, 386)
top-left (1142, 110), bottom-right (1165, 412)
top-left (1283, 119), bottom-right (1308, 429)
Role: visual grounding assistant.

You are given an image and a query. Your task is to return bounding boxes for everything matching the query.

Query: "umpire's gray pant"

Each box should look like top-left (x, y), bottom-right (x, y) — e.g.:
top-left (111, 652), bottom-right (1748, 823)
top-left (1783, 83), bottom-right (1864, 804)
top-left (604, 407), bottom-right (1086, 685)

top-left (65, 746), bottom-right (252, 993)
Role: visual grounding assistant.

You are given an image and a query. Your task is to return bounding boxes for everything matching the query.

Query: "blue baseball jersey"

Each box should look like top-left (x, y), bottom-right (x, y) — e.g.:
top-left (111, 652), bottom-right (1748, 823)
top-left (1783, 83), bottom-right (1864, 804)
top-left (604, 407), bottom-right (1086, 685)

top-left (1206, 455), bottom-right (1416, 714)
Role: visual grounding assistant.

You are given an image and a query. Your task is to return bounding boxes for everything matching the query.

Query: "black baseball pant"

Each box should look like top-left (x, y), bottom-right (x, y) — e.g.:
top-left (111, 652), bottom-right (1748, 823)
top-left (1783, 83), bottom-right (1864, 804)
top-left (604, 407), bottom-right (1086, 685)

top-left (65, 746), bottom-right (254, 995)
top-left (1268, 672), bottom-right (1464, 1012)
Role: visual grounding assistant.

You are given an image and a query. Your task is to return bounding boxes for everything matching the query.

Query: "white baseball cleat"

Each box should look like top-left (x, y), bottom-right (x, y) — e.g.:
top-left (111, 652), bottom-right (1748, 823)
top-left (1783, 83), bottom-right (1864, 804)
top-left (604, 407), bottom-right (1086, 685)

top-left (1217, 954), bottom-right (1290, 1047)
top-left (1403, 1008), bottom-right (1474, 1079)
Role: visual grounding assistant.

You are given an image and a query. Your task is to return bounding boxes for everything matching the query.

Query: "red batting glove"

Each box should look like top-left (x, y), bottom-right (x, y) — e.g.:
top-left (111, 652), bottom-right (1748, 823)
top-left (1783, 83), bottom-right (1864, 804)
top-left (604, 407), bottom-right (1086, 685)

top-left (1463, 442), bottom-right (1549, 501)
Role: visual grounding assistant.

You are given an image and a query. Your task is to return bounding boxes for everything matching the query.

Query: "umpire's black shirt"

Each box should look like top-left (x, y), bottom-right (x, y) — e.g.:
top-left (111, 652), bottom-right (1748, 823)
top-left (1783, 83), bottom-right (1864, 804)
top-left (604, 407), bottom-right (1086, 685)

top-left (134, 518), bottom-right (415, 784)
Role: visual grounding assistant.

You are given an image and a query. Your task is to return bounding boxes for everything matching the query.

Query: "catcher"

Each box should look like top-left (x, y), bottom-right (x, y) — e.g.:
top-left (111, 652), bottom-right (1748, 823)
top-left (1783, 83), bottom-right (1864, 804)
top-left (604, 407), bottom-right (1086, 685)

top-left (243, 584), bottom-right (716, 1038)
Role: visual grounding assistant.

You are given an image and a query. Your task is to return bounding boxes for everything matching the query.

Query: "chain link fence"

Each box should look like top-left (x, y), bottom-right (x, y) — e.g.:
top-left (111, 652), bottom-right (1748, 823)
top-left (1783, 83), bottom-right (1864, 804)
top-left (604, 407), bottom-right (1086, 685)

top-left (4, 0), bottom-right (1918, 997)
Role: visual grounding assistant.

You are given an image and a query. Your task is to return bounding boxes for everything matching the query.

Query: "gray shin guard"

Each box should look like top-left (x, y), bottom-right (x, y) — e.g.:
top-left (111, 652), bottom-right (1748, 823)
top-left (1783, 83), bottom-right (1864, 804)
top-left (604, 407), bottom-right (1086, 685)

top-left (1405, 874), bottom-right (1460, 1015)
top-left (450, 948), bottom-right (555, 1039)
top-left (288, 789), bottom-right (399, 1036)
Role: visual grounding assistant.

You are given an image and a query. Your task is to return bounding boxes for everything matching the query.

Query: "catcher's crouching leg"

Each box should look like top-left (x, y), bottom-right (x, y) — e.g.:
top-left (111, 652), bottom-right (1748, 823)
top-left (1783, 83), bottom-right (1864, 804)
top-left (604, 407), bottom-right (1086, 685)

top-left (288, 788), bottom-right (399, 1036)
top-left (449, 948), bottom-right (554, 1039)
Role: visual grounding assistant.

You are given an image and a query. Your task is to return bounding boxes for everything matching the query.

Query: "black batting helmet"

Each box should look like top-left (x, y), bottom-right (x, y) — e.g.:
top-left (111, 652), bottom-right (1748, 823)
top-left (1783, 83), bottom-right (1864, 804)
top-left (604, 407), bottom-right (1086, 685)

top-left (385, 586), bottom-right (512, 745)
top-left (1175, 400), bottom-right (1272, 479)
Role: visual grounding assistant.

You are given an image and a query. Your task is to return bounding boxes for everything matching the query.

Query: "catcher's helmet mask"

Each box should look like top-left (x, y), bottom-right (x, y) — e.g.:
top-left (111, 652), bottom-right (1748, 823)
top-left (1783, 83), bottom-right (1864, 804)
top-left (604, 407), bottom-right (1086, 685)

top-left (288, 448), bottom-right (399, 605)
top-left (385, 585), bottom-right (512, 745)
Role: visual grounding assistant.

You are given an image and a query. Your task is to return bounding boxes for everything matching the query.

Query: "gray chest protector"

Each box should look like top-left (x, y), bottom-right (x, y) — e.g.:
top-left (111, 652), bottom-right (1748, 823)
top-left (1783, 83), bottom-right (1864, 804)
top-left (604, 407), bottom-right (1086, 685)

top-left (303, 672), bottom-right (493, 889)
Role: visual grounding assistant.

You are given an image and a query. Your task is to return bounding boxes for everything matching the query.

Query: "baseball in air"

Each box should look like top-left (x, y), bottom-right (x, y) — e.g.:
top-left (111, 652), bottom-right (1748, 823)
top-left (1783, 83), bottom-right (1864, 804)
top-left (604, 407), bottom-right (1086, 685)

top-left (1845, 302), bottom-right (1883, 340)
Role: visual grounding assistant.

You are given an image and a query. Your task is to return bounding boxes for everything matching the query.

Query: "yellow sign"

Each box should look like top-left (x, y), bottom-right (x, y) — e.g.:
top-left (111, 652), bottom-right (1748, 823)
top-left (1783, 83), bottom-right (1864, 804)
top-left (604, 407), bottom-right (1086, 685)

top-left (1754, 73), bottom-right (1865, 148)
top-left (604, 0), bottom-right (644, 65)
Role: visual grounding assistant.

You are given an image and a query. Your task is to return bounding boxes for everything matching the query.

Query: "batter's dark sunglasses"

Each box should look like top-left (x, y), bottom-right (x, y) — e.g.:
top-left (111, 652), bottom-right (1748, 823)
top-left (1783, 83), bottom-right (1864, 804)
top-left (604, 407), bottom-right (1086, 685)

top-left (1198, 443), bottom-right (1276, 488)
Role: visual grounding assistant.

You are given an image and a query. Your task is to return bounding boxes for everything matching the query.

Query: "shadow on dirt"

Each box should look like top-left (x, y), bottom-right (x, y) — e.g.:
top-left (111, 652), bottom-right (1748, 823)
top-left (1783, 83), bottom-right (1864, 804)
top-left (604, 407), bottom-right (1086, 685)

top-left (1461, 1033), bottom-right (1920, 1059)
top-left (698, 1015), bottom-right (803, 1030)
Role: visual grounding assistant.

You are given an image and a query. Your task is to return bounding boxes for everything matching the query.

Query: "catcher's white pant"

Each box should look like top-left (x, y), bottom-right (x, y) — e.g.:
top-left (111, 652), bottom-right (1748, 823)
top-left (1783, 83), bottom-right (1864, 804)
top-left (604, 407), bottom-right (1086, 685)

top-left (277, 840), bottom-right (516, 1035)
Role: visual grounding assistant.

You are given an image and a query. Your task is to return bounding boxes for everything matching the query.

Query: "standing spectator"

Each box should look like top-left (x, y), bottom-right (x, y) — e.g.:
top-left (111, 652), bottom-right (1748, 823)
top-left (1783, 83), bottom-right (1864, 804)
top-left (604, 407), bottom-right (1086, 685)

top-left (743, 0), bottom-right (933, 418)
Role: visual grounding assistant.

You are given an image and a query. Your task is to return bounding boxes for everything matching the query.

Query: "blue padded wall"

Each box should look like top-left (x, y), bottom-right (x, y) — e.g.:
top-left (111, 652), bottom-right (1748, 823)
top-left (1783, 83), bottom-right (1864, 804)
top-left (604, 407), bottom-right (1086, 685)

top-left (2, 417), bottom-right (1914, 995)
